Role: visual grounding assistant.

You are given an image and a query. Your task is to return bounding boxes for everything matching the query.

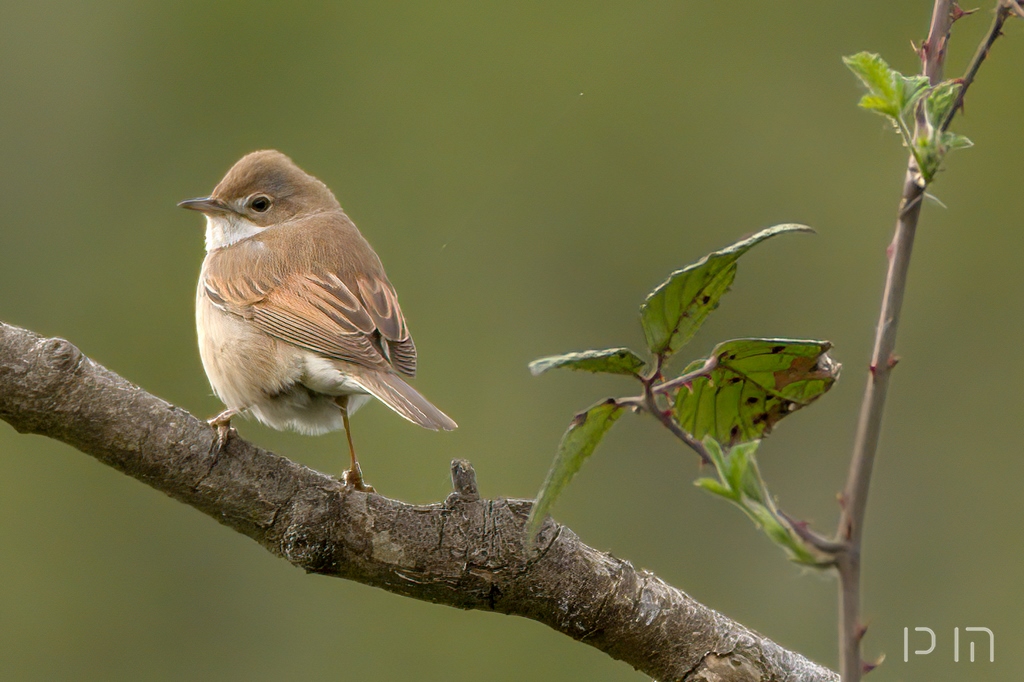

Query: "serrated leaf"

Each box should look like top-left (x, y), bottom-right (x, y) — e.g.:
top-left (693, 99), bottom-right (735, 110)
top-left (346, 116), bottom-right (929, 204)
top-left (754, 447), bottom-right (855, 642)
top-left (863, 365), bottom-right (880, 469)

top-left (844, 53), bottom-right (899, 116)
top-left (900, 76), bottom-right (931, 118)
top-left (856, 94), bottom-right (894, 114)
top-left (673, 338), bottom-right (840, 446)
top-left (639, 224), bottom-right (813, 360)
top-left (844, 52), bottom-right (928, 121)
top-left (529, 348), bottom-right (647, 377)
top-left (924, 80), bottom-right (962, 130)
top-left (526, 399), bottom-right (625, 541)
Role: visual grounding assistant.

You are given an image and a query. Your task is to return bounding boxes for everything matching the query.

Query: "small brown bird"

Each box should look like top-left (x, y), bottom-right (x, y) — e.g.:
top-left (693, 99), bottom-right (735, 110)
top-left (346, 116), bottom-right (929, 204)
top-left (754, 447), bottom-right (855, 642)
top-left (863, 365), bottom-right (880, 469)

top-left (180, 150), bottom-right (456, 491)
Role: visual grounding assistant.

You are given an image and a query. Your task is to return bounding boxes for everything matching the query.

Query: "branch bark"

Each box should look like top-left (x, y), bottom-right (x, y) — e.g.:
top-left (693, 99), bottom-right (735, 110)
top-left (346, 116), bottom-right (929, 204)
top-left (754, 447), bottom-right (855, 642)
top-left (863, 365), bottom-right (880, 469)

top-left (0, 320), bottom-right (835, 681)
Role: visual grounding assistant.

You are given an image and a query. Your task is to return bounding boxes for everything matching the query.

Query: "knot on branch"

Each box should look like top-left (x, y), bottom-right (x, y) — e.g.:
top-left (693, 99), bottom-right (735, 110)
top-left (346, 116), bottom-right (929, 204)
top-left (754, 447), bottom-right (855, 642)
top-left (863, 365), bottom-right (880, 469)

top-left (685, 652), bottom-right (761, 682)
top-left (38, 336), bottom-right (84, 373)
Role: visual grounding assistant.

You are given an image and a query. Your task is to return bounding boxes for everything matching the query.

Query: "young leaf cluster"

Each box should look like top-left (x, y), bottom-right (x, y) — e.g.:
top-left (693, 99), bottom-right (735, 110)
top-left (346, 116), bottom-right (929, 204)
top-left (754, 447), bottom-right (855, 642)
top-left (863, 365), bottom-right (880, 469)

top-left (526, 226), bottom-right (841, 562)
top-left (695, 439), bottom-right (829, 565)
top-left (844, 51), bottom-right (971, 183)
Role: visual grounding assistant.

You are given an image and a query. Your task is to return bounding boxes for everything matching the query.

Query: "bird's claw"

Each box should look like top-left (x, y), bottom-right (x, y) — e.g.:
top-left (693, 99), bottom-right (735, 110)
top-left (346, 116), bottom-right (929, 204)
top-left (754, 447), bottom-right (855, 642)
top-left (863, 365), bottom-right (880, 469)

top-left (342, 466), bottom-right (375, 493)
top-left (207, 409), bottom-right (238, 453)
top-left (210, 422), bottom-right (237, 452)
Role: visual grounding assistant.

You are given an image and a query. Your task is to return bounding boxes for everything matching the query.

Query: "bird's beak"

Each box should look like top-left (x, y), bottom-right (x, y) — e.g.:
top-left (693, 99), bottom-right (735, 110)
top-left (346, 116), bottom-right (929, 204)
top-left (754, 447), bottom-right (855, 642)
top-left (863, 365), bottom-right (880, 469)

top-left (178, 196), bottom-right (233, 214)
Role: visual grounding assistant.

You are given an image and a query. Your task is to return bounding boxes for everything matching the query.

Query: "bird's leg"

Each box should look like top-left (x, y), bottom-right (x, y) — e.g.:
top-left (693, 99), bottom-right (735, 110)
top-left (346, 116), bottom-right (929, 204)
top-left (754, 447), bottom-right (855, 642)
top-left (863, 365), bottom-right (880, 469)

top-left (207, 408), bottom-right (239, 452)
top-left (339, 397), bottom-right (375, 493)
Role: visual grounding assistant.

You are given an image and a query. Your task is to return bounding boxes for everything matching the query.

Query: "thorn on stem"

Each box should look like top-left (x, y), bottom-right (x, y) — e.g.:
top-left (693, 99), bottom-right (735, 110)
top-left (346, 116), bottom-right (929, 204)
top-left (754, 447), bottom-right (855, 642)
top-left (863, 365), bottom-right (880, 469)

top-left (869, 363), bottom-right (878, 376)
top-left (887, 354), bottom-right (900, 369)
top-left (856, 622), bottom-right (869, 641)
top-left (862, 653), bottom-right (885, 674)
top-left (951, 4), bottom-right (978, 22)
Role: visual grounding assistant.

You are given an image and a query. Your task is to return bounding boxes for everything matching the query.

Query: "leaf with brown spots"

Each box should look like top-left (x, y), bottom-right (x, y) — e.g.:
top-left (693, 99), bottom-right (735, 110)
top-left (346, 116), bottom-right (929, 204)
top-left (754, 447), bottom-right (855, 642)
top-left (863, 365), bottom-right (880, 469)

top-left (672, 338), bottom-right (840, 446)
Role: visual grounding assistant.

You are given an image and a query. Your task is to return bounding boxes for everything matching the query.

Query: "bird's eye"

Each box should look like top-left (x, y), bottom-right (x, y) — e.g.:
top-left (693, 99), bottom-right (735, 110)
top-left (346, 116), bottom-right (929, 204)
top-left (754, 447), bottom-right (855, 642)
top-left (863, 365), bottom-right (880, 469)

top-left (249, 195), bottom-right (271, 212)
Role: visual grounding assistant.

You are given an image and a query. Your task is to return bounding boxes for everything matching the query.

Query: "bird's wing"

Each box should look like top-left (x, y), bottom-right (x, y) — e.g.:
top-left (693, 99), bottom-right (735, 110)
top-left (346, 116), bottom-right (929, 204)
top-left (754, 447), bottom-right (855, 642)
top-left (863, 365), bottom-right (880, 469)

top-left (202, 229), bottom-right (418, 376)
top-left (356, 276), bottom-right (417, 376)
top-left (203, 269), bottom-right (388, 370)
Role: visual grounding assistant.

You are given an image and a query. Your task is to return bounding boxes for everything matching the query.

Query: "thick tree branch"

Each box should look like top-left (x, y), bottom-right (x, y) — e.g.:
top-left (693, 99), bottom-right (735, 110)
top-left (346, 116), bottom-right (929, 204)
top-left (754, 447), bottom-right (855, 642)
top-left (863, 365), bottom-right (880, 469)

top-left (0, 320), bottom-right (835, 682)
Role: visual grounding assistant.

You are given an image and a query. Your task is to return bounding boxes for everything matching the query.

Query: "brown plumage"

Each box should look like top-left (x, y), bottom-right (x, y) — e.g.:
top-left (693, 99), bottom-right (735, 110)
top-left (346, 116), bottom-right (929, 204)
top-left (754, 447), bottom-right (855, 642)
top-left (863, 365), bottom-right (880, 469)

top-left (201, 214), bottom-right (418, 377)
top-left (181, 150), bottom-right (455, 490)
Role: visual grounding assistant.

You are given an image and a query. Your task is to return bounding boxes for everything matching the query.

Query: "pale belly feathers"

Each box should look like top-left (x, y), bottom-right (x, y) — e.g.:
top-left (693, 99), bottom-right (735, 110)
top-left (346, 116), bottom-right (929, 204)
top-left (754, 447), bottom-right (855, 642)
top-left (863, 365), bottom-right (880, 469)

top-left (196, 287), bottom-right (370, 435)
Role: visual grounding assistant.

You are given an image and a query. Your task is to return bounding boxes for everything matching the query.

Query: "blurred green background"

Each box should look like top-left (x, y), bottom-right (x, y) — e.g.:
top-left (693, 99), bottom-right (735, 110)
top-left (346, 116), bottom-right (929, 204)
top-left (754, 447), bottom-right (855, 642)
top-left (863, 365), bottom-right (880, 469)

top-left (1, 2), bottom-right (1021, 680)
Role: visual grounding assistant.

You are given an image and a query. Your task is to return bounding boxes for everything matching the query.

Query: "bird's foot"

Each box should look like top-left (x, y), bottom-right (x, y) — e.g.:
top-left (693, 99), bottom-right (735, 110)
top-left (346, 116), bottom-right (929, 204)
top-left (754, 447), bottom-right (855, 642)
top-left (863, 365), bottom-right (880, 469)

top-left (207, 409), bottom-right (238, 452)
top-left (342, 464), bottom-right (376, 493)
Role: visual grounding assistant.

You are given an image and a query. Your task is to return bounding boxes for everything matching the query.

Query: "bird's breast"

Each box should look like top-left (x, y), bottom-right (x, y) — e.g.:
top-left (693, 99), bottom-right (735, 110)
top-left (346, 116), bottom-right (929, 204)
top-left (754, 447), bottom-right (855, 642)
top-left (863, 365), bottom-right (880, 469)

top-left (196, 279), bottom-right (299, 410)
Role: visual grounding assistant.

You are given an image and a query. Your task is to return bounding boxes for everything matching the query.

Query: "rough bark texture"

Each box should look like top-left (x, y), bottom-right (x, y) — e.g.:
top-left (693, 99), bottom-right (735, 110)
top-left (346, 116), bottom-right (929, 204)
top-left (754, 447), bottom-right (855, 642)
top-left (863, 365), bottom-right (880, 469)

top-left (0, 320), bottom-right (837, 682)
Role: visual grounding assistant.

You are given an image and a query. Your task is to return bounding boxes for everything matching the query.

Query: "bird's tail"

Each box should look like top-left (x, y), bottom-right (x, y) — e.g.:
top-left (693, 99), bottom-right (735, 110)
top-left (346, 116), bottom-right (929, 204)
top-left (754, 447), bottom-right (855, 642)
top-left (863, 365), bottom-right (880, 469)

top-left (343, 371), bottom-right (457, 431)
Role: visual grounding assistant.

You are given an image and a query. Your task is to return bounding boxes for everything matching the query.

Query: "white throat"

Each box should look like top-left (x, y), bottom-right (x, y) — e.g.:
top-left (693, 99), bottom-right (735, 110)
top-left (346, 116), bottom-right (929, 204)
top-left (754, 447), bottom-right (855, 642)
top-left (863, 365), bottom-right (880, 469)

top-left (205, 214), bottom-right (264, 251)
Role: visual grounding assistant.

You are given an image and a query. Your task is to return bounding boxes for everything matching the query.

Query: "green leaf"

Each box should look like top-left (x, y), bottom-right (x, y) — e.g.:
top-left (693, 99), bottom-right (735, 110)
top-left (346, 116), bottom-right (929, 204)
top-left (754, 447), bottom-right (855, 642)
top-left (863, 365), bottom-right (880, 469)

top-left (529, 348), bottom-right (647, 377)
top-left (639, 224), bottom-right (813, 360)
top-left (843, 52), bottom-right (928, 120)
top-left (746, 504), bottom-right (813, 562)
top-left (941, 131), bottom-right (973, 151)
top-left (694, 476), bottom-right (734, 499)
top-left (855, 94), bottom-right (893, 115)
top-left (900, 76), bottom-right (931, 119)
top-left (673, 338), bottom-right (840, 446)
top-left (914, 81), bottom-right (972, 182)
top-left (843, 52), bottom-right (899, 117)
top-left (923, 80), bottom-right (962, 130)
top-left (694, 438), bottom-right (732, 499)
top-left (843, 54), bottom-right (974, 184)
top-left (526, 399), bottom-right (625, 541)
top-left (694, 438), bottom-right (823, 565)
